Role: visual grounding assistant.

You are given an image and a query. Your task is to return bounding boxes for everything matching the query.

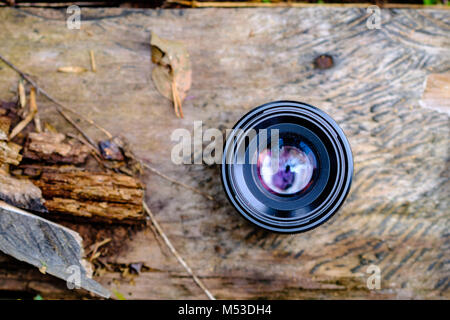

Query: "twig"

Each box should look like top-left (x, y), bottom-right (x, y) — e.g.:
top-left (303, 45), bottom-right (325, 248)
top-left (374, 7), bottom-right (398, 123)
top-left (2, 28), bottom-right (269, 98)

top-left (67, 132), bottom-right (102, 157)
top-left (87, 238), bottom-right (111, 262)
top-left (0, 53), bottom-right (112, 140)
top-left (17, 79), bottom-right (26, 109)
top-left (56, 107), bottom-right (98, 149)
top-left (141, 161), bottom-right (214, 201)
top-left (89, 50), bottom-right (97, 73)
top-left (9, 87), bottom-right (37, 139)
top-left (30, 87), bottom-right (42, 133)
top-left (171, 78), bottom-right (180, 118)
top-left (143, 202), bottom-right (215, 300)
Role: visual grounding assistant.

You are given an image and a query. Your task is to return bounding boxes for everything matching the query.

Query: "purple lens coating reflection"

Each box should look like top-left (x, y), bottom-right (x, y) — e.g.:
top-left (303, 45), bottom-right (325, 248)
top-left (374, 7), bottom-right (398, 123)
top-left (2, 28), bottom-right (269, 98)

top-left (257, 145), bottom-right (316, 195)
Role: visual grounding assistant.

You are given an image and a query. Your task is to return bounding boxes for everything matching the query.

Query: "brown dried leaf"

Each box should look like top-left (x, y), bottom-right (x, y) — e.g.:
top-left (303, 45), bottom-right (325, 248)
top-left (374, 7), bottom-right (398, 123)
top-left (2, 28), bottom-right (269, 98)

top-left (150, 32), bottom-right (192, 118)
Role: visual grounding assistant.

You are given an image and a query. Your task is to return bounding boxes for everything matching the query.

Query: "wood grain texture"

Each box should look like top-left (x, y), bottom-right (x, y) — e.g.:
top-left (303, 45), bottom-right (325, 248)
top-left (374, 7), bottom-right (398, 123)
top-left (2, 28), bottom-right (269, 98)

top-left (32, 170), bottom-right (145, 223)
top-left (23, 132), bottom-right (90, 164)
top-left (0, 7), bottom-right (448, 299)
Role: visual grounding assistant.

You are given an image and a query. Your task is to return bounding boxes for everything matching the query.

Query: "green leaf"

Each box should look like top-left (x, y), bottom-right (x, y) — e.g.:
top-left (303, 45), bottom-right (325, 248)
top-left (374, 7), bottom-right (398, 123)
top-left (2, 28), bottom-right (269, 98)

top-left (113, 289), bottom-right (126, 300)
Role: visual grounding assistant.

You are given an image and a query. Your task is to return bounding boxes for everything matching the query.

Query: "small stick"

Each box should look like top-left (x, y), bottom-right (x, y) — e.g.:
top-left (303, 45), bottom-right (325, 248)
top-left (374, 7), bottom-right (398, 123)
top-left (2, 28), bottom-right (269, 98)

top-left (31, 87), bottom-right (42, 133)
top-left (87, 238), bottom-right (111, 262)
top-left (57, 107), bottom-right (98, 149)
top-left (18, 79), bottom-right (26, 109)
top-left (143, 202), bottom-right (215, 300)
top-left (171, 79), bottom-right (180, 118)
top-left (141, 161), bottom-right (214, 201)
top-left (174, 81), bottom-right (184, 118)
top-left (67, 132), bottom-right (102, 157)
top-left (9, 87), bottom-right (38, 139)
top-left (89, 50), bottom-right (97, 73)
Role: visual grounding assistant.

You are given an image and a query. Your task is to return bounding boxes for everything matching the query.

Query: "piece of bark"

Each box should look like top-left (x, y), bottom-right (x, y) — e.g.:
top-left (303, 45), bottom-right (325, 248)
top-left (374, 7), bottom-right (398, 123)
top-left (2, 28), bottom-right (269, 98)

top-left (23, 132), bottom-right (90, 164)
top-left (44, 198), bottom-right (144, 223)
top-left (16, 163), bottom-right (83, 178)
top-left (0, 140), bottom-right (22, 165)
top-left (0, 200), bottom-right (110, 298)
top-left (0, 172), bottom-right (47, 212)
top-left (33, 171), bottom-right (145, 223)
top-left (0, 115), bottom-right (11, 140)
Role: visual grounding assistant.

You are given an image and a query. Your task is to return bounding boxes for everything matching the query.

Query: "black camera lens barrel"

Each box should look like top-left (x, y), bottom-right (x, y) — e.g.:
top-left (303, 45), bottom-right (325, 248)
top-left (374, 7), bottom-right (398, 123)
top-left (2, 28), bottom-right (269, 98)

top-left (221, 101), bottom-right (353, 233)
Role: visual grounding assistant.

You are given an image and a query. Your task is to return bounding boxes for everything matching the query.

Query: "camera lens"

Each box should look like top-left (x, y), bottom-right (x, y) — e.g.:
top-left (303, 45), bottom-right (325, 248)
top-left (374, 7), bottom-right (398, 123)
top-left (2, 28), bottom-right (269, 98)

top-left (221, 101), bottom-right (353, 233)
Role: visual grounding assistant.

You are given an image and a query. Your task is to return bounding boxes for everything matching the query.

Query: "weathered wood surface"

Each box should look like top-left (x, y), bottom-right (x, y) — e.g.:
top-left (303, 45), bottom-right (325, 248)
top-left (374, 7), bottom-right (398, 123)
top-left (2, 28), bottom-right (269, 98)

top-left (0, 7), bottom-right (448, 299)
top-left (0, 201), bottom-right (110, 298)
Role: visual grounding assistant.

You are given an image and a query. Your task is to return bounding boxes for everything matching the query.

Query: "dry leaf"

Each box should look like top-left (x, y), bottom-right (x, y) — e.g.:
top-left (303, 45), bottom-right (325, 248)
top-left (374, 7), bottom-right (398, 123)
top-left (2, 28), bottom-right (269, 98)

top-left (57, 66), bottom-right (88, 74)
top-left (150, 32), bottom-right (192, 118)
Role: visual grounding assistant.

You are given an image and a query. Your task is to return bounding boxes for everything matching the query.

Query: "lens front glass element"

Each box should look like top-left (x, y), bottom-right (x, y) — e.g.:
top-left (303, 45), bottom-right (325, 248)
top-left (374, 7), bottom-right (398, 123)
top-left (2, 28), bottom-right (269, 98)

top-left (257, 143), bottom-right (316, 196)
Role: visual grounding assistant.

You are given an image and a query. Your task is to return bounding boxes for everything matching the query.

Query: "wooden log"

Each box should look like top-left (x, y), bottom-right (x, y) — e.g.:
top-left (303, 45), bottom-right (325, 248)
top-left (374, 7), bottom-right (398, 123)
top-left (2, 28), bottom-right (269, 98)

top-left (0, 201), bottom-right (110, 298)
top-left (33, 171), bottom-right (145, 223)
top-left (23, 132), bottom-right (90, 164)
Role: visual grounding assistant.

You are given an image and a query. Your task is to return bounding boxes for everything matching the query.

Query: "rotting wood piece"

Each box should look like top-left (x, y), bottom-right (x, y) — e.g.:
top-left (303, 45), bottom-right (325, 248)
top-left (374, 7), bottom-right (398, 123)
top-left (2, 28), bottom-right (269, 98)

top-left (0, 140), bottom-right (22, 165)
top-left (33, 171), bottom-right (145, 223)
top-left (0, 115), bottom-right (11, 140)
top-left (0, 172), bottom-right (47, 212)
top-left (45, 198), bottom-right (144, 223)
top-left (23, 132), bottom-right (90, 164)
